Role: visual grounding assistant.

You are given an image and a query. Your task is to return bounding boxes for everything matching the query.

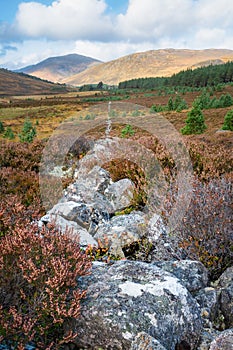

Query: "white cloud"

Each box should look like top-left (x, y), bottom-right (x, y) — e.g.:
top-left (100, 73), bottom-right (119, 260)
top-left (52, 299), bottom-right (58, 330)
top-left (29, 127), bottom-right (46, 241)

top-left (15, 0), bottom-right (114, 40)
top-left (0, 39), bottom-right (76, 69)
top-left (116, 0), bottom-right (196, 42)
top-left (198, 0), bottom-right (233, 28)
top-left (1, 0), bottom-right (233, 70)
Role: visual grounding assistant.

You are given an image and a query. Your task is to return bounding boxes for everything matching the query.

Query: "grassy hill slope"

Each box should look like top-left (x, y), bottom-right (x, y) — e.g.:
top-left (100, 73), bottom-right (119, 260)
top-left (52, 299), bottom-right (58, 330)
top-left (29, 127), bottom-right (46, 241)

top-left (17, 54), bottom-right (102, 83)
top-left (0, 69), bottom-right (69, 96)
top-left (62, 48), bottom-right (233, 86)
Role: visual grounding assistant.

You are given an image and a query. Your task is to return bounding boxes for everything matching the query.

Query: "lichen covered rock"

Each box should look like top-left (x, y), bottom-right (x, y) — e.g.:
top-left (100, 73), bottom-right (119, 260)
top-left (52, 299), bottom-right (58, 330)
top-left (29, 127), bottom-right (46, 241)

top-left (74, 260), bottom-right (202, 350)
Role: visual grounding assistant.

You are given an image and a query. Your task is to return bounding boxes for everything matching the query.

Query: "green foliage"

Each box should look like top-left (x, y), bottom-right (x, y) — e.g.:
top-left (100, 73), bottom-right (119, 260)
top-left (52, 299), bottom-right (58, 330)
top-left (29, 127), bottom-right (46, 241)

top-left (192, 91), bottom-right (211, 109)
top-left (109, 109), bottom-right (118, 117)
top-left (222, 109), bottom-right (233, 131)
top-left (3, 126), bottom-right (15, 139)
top-left (150, 104), bottom-right (164, 113)
top-left (167, 97), bottom-right (174, 111)
top-left (84, 113), bottom-right (96, 120)
top-left (119, 61), bottom-right (233, 89)
top-left (19, 118), bottom-right (37, 143)
top-left (131, 108), bottom-right (141, 117)
top-left (193, 91), bottom-right (233, 110)
top-left (181, 106), bottom-right (207, 135)
top-left (219, 93), bottom-right (233, 107)
top-left (121, 124), bottom-right (135, 137)
top-left (0, 121), bottom-right (5, 133)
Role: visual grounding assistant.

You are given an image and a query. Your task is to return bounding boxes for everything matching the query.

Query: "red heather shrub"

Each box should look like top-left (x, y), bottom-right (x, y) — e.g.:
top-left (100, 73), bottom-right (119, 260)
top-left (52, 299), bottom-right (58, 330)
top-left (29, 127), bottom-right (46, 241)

top-left (177, 174), bottom-right (233, 280)
top-left (0, 211), bottom-right (91, 349)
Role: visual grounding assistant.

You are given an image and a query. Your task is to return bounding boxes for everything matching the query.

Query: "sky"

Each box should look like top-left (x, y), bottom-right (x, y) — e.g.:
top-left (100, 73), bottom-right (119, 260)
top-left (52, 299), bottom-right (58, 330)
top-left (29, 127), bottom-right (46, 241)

top-left (0, 0), bottom-right (233, 70)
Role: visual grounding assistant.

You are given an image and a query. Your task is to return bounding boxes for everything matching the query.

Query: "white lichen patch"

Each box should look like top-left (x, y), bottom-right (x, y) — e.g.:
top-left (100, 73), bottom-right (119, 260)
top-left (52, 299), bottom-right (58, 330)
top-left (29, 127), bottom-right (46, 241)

top-left (119, 281), bottom-right (145, 297)
top-left (122, 331), bottom-right (133, 340)
top-left (119, 275), bottom-right (188, 302)
top-left (145, 312), bottom-right (158, 327)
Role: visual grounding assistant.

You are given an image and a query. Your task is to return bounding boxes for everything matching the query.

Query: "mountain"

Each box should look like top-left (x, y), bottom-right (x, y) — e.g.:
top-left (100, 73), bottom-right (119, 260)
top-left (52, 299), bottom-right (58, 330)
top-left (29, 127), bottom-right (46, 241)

top-left (62, 48), bottom-right (233, 86)
top-left (17, 54), bottom-right (102, 83)
top-left (0, 68), bottom-right (69, 96)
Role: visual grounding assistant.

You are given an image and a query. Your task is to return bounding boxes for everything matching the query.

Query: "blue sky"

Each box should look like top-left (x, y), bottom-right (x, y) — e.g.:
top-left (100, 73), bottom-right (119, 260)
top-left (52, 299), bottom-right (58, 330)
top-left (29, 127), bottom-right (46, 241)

top-left (0, 0), bottom-right (128, 22)
top-left (0, 0), bottom-right (233, 70)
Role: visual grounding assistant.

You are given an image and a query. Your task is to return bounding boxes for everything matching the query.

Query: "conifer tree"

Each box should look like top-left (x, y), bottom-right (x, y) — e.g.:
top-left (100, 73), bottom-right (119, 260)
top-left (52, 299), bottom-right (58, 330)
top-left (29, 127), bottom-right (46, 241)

top-left (181, 106), bottom-right (207, 135)
top-left (0, 121), bottom-right (4, 133)
top-left (19, 118), bottom-right (36, 143)
top-left (222, 109), bottom-right (233, 131)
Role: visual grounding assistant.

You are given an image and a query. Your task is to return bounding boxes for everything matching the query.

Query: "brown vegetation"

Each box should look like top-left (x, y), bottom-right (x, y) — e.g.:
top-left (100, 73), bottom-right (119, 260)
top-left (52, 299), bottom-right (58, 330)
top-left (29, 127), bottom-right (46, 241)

top-left (63, 48), bottom-right (233, 85)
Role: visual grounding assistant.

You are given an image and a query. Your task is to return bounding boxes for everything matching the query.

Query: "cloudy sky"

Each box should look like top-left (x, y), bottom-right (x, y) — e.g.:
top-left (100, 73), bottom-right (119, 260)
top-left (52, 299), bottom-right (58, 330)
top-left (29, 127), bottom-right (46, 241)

top-left (0, 0), bottom-right (233, 69)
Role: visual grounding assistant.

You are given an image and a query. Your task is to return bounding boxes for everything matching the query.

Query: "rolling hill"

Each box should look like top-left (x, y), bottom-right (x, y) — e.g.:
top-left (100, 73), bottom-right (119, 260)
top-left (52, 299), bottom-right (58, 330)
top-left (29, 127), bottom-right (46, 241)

top-left (0, 69), bottom-right (69, 96)
top-left (62, 48), bottom-right (233, 86)
top-left (17, 54), bottom-right (102, 83)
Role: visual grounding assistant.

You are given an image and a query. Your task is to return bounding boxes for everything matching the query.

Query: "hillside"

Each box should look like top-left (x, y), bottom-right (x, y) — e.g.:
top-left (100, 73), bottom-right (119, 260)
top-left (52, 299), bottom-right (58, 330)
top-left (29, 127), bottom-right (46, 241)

top-left (0, 69), bottom-right (69, 96)
top-left (17, 54), bottom-right (102, 83)
top-left (62, 48), bottom-right (233, 86)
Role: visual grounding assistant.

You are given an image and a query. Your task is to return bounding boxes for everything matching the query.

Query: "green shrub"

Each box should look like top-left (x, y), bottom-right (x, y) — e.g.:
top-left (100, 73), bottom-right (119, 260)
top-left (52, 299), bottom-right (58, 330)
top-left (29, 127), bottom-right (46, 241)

top-left (192, 91), bottom-right (211, 110)
top-left (84, 113), bottom-right (96, 120)
top-left (19, 118), bottom-right (36, 143)
top-left (121, 124), bottom-right (135, 138)
top-left (222, 109), bottom-right (233, 131)
top-left (219, 93), bottom-right (233, 107)
top-left (150, 104), bottom-right (164, 113)
top-left (131, 108), bottom-right (141, 117)
top-left (3, 127), bottom-right (15, 140)
top-left (0, 121), bottom-right (5, 134)
top-left (181, 106), bottom-right (207, 135)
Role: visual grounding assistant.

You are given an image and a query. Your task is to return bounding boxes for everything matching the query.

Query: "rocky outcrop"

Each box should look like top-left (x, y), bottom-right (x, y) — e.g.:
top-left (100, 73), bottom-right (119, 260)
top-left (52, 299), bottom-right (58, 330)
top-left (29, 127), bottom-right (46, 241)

top-left (40, 165), bottom-right (153, 253)
top-left (218, 266), bottom-right (233, 328)
top-left (94, 211), bottom-right (146, 257)
top-left (104, 178), bottom-right (135, 212)
top-left (38, 164), bottom-right (233, 350)
top-left (130, 332), bottom-right (168, 350)
top-left (74, 260), bottom-right (202, 350)
top-left (154, 260), bottom-right (209, 293)
top-left (209, 329), bottom-right (233, 350)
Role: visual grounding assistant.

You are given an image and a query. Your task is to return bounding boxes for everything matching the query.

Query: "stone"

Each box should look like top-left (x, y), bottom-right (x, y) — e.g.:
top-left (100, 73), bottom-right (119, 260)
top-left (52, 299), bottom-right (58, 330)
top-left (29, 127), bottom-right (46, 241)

top-left (74, 260), bottom-right (202, 350)
top-left (147, 214), bottom-right (167, 241)
top-left (209, 328), bottom-right (233, 350)
top-left (104, 178), bottom-right (135, 212)
top-left (74, 165), bottom-right (112, 194)
top-left (130, 332), bottom-right (168, 350)
top-left (46, 200), bottom-right (110, 234)
top-left (48, 201), bottom-right (92, 229)
top-left (218, 267), bottom-right (233, 328)
top-left (40, 213), bottom-right (97, 248)
top-left (195, 287), bottom-right (219, 325)
top-left (94, 212), bottom-right (146, 257)
top-left (64, 166), bottom-right (112, 203)
top-left (154, 260), bottom-right (209, 293)
top-left (197, 329), bottom-right (220, 350)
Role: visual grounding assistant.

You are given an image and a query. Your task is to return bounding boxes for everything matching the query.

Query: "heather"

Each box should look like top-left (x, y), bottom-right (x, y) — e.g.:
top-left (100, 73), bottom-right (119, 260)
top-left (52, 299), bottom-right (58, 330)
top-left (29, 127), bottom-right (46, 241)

top-left (0, 85), bottom-right (232, 348)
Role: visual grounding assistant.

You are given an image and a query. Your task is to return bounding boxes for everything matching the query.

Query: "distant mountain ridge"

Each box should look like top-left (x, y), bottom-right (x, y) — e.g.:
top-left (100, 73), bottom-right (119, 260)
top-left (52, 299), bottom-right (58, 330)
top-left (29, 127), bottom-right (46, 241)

top-left (62, 48), bottom-right (233, 86)
top-left (17, 53), bottom-right (102, 83)
top-left (0, 68), bottom-right (69, 96)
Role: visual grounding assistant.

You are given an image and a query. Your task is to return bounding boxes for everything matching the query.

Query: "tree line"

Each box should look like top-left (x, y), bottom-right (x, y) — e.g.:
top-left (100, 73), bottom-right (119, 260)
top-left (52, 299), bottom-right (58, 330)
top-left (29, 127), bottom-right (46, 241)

top-left (118, 61), bottom-right (233, 89)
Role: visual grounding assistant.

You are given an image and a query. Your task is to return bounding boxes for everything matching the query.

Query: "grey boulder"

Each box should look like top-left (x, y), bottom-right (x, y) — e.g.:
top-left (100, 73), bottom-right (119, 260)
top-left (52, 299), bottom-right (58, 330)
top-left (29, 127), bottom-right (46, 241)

top-left (104, 178), bottom-right (135, 212)
top-left (40, 213), bottom-right (97, 248)
top-left (218, 266), bottom-right (233, 328)
top-left (94, 212), bottom-right (146, 257)
top-left (154, 260), bottom-right (209, 293)
top-left (74, 260), bottom-right (202, 350)
top-left (130, 332), bottom-right (168, 350)
top-left (209, 328), bottom-right (233, 350)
